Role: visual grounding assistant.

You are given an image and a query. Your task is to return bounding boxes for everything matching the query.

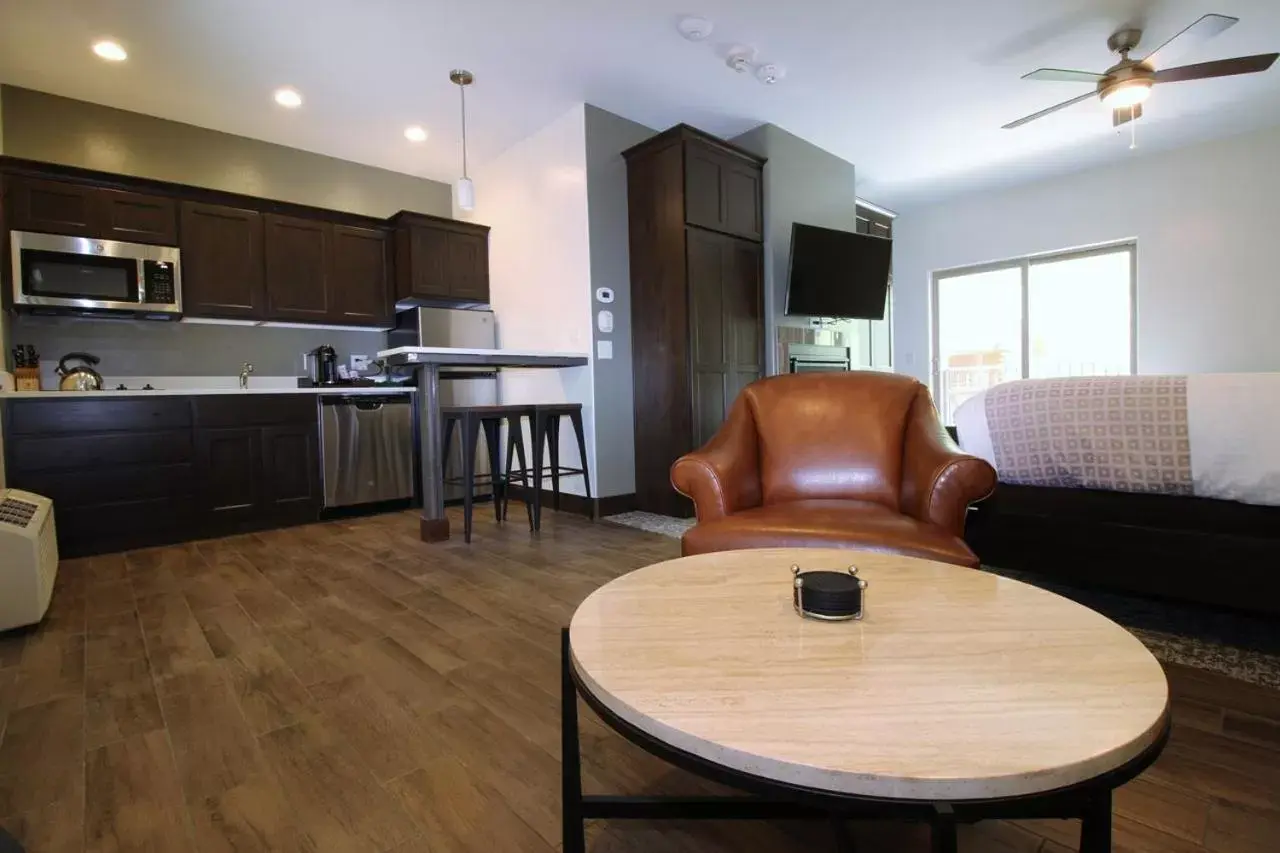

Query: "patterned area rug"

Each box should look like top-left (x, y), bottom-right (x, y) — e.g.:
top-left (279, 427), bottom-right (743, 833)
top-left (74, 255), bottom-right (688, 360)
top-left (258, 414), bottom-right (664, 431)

top-left (604, 511), bottom-right (1280, 689)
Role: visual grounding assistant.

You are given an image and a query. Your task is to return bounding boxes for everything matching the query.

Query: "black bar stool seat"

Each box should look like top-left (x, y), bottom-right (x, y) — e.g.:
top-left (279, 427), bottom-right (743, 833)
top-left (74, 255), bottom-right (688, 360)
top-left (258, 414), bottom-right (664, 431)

top-left (503, 402), bottom-right (591, 531)
top-left (441, 404), bottom-right (534, 542)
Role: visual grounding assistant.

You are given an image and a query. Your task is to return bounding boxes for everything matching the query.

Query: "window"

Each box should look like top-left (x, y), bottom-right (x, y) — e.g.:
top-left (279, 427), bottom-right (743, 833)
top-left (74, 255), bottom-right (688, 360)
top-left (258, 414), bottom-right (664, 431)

top-left (931, 243), bottom-right (1135, 423)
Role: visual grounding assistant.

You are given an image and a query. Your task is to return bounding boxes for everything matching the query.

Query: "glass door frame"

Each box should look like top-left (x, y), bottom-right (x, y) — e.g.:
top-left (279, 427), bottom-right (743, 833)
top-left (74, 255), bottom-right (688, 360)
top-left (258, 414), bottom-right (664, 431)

top-left (929, 240), bottom-right (1138, 401)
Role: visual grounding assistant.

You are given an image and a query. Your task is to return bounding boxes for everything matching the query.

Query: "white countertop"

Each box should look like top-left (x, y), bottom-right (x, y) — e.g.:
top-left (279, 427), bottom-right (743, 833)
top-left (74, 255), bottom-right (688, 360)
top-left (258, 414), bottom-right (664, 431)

top-left (0, 386), bottom-right (415, 399)
top-left (377, 346), bottom-right (590, 359)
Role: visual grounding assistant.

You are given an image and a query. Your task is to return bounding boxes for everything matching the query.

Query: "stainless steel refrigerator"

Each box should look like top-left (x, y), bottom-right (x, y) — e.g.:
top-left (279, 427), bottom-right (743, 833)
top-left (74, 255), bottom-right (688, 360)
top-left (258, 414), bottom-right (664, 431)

top-left (389, 307), bottom-right (498, 502)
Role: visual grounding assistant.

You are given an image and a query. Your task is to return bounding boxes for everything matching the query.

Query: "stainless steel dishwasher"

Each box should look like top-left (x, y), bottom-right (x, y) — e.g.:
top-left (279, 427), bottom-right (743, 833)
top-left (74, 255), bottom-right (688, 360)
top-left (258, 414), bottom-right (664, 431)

top-left (319, 394), bottom-right (415, 508)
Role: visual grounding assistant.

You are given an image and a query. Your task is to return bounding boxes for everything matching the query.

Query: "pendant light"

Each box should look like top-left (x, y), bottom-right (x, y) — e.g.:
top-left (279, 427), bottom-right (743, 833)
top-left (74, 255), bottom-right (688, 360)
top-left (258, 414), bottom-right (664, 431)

top-left (450, 69), bottom-right (475, 212)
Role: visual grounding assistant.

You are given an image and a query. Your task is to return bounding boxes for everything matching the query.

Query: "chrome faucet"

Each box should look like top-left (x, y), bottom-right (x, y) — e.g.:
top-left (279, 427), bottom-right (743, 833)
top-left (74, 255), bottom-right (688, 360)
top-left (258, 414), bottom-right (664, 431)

top-left (239, 362), bottom-right (254, 390)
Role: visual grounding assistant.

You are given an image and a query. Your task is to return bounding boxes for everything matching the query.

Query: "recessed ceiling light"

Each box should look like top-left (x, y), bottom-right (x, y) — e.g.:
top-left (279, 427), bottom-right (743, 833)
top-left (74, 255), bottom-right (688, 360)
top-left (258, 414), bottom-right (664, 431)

top-left (404, 126), bottom-right (428, 143)
top-left (92, 40), bottom-right (128, 62)
top-left (274, 88), bottom-right (303, 109)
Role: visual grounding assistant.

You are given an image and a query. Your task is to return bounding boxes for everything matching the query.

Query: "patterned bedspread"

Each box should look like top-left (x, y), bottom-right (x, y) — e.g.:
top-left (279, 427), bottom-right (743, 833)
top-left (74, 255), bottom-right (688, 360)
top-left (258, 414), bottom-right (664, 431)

top-left (983, 376), bottom-right (1192, 495)
top-left (953, 373), bottom-right (1280, 506)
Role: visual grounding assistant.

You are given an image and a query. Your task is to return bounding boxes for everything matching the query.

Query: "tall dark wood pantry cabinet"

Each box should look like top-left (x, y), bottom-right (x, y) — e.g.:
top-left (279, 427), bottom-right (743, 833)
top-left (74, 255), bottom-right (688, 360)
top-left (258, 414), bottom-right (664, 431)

top-left (623, 125), bottom-right (765, 517)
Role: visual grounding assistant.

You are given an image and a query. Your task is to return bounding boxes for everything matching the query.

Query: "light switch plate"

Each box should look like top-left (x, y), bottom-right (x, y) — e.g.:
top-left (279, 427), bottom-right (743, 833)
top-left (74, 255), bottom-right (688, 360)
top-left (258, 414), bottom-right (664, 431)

top-left (597, 310), bottom-right (614, 333)
top-left (597, 340), bottom-right (613, 360)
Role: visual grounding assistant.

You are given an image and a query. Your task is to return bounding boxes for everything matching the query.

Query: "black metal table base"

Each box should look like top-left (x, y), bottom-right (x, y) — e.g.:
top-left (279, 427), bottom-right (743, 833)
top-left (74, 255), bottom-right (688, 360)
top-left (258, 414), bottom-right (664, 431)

top-left (0, 828), bottom-right (25, 853)
top-left (561, 628), bottom-right (1168, 853)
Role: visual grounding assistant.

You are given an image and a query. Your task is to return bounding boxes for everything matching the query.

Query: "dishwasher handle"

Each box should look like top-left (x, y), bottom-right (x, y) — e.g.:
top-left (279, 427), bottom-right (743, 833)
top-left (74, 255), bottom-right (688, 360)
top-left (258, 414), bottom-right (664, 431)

top-left (319, 394), bottom-right (410, 409)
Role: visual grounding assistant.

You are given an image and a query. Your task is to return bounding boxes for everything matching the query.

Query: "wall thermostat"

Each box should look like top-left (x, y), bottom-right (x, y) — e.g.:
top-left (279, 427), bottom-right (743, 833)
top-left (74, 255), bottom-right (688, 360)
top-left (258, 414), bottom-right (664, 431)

top-left (595, 287), bottom-right (615, 304)
top-left (597, 310), bottom-right (614, 333)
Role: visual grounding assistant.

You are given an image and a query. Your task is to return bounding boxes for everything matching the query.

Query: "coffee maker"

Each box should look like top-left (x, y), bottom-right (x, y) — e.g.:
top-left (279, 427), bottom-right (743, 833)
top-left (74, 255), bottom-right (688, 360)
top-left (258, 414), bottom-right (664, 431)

top-left (306, 345), bottom-right (338, 386)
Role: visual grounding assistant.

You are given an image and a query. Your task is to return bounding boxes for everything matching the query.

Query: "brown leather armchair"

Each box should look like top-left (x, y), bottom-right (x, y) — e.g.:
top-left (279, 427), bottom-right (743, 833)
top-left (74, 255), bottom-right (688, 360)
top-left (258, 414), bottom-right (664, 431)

top-left (671, 372), bottom-right (997, 567)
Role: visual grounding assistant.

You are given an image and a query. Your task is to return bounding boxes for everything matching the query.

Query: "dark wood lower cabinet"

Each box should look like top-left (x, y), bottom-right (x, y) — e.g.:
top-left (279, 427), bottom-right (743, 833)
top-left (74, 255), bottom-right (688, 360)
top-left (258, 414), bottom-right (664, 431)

top-left (195, 426), bottom-right (263, 528)
top-left (3, 395), bottom-right (323, 557)
top-left (261, 424), bottom-right (321, 519)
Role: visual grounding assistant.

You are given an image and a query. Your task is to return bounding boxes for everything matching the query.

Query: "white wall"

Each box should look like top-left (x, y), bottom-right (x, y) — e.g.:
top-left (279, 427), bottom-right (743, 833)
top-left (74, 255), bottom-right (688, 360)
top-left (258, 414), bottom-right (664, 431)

top-left (457, 105), bottom-right (596, 496)
top-left (893, 123), bottom-right (1280, 385)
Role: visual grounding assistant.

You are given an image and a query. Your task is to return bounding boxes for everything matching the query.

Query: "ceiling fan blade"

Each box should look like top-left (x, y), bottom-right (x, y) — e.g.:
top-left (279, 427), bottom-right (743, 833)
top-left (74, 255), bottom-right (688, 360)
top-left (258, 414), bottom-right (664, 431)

top-left (1002, 92), bottom-right (1096, 129)
top-left (1155, 53), bottom-right (1279, 83)
top-left (1113, 103), bottom-right (1143, 126)
top-left (1142, 13), bottom-right (1238, 68)
top-left (1023, 68), bottom-right (1107, 83)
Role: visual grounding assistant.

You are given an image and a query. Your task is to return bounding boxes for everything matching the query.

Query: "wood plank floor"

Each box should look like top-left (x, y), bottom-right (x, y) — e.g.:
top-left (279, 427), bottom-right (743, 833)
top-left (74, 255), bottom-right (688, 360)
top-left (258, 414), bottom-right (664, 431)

top-left (1, 507), bottom-right (1278, 852)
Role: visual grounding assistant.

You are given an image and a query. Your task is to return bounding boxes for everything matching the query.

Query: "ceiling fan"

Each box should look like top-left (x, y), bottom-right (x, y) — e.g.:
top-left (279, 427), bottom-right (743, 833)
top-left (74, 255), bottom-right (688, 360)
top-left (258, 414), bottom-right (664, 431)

top-left (1003, 13), bottom-right (1278, 130)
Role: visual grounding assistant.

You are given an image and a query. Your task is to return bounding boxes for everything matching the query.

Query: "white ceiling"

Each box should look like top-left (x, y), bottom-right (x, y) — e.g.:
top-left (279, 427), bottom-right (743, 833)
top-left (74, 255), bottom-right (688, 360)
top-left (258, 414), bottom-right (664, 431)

top-left (2, 0), bottom-right (1279, 209)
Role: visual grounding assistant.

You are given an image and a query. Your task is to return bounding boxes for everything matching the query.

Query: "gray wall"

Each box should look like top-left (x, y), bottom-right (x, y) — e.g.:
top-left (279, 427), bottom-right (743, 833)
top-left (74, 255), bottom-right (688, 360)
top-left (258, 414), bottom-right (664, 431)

top-left (731, 124), bottom-right (860, 373)
top-left (1, 86), bottom-right (452, 217)
top-left (584, 105), bottom-right (654, 499)
top-left (12, 315), bottom-right (385, 387)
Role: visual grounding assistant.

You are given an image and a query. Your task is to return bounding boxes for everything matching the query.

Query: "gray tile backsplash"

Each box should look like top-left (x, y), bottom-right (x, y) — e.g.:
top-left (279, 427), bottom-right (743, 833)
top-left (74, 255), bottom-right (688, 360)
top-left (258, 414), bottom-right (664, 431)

top-left (11, 314), bottom-right (387, 386)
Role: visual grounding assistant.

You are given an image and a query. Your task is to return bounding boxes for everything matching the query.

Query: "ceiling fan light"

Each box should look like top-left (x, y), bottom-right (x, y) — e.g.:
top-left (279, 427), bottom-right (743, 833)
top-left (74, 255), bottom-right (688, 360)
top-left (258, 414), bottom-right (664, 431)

top-left (1102, 79), bottom-right (1152, 109)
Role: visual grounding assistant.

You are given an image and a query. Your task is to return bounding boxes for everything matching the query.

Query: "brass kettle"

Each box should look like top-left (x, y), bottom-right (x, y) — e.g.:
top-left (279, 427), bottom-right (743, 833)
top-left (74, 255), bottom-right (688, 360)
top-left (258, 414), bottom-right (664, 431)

top-left (56, 352), bottom-right (104, 392)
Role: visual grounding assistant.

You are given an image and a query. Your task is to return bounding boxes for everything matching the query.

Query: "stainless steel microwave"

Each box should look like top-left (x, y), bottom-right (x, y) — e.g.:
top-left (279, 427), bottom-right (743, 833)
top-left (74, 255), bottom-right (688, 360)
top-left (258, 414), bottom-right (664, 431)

top-left (10, 230), bottom-right (182, 318)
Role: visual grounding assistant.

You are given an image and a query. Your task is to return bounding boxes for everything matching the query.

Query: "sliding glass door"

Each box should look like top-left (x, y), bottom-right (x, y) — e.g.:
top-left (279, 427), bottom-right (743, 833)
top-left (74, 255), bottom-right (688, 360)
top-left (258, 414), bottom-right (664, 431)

top-left (934, 266), bottom-right (1023, 424)
top-left (931, 243), bottom-right (1136, 423)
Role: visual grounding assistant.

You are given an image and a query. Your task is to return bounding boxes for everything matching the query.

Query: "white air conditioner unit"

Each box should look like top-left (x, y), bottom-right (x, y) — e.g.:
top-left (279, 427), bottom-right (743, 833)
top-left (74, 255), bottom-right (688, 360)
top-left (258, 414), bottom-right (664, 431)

top-left (0, 489), bottom-right (59, 631)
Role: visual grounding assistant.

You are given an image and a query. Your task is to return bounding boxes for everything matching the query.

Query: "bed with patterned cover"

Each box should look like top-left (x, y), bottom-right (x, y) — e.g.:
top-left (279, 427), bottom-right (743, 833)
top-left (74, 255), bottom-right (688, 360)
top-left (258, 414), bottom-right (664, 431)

top-left (952, 374), bottom-right (1280, 615)
top-left (954, 374), bottom-right (1280, 506)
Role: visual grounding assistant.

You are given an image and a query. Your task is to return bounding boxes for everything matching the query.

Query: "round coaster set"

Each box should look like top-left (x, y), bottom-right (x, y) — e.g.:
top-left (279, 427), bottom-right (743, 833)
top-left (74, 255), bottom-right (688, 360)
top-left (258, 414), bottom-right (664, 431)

top-left (791, 565), bottom-right (868, 621)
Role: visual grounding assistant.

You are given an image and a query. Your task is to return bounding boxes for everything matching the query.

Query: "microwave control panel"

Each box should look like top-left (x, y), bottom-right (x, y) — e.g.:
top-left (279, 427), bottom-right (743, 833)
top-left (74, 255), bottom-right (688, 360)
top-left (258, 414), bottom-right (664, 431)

top-left (143, 260), bottom-right (178, 305)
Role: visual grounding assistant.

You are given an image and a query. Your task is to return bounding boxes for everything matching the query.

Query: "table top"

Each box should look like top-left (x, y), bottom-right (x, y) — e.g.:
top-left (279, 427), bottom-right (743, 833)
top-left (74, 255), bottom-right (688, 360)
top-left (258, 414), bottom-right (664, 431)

top-left (377, 346), bottom-right (588, 368)
top-left (569, 548), bottom-right (1169, 802)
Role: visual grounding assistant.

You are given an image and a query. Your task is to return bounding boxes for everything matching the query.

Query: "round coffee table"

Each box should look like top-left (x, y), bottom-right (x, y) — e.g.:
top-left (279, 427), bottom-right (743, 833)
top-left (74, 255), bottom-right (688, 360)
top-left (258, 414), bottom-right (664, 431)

top-left (562, 548), bottom-right (1170, 853)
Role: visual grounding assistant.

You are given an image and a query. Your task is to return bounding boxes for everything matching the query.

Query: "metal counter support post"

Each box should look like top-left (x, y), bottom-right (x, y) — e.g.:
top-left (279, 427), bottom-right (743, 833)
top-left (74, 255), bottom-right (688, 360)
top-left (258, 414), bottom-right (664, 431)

top-left (416, 363), bottom-right (449, 541)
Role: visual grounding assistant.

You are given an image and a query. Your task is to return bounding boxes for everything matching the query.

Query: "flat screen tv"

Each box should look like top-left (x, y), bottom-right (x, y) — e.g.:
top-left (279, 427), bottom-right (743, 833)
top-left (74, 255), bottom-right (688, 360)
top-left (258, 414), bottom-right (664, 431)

top-left (785, 222), bottom-right (891, 319)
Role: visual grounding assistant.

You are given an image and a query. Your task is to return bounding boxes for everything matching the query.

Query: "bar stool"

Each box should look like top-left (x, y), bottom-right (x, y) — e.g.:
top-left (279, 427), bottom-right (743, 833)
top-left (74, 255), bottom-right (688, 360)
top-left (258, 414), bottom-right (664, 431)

top-left (441, 404), bottom-right (534, 543)
top-left (502, 403), bottom-right (591, 531)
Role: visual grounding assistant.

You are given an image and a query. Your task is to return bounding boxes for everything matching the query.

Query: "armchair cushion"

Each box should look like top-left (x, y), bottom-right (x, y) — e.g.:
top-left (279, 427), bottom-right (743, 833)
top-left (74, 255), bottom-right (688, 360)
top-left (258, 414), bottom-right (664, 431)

top-left (680, 500), bottom-right (979, 567)
top-left (748, 372), bottom-right (920, 509)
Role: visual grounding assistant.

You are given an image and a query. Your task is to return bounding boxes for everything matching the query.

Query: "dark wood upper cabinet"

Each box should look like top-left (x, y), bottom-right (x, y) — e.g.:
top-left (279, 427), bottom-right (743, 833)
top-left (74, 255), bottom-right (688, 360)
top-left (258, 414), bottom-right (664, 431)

top-left (264, 214), bottom-right (330, 321)
top-left (180, 202), bottom-right (265, 319)
top-left (721, 160), bottom-right (764, 241)
top-left (2, 159), bottom-right (485, 326)
top-left (623, 124), bottom-right (766, 517)
top-left (5, 176), bottom-right (177, 244)
top-left (97, 189), bottom-right (178, 244)
top-left (683, 139), bottom-right (763, 241)
top-left (683, 148), bottom-right (724, 233)
top-left (397, 219), bottom-right (449, 299)
top-left (5, 176), bottom-right (97, 236)
top-left (329, 224), bottom-right (391, 326)
top-left (446, 230), bottom-right (489, 303)
top-left (392, 212), bottom-right (491, 306)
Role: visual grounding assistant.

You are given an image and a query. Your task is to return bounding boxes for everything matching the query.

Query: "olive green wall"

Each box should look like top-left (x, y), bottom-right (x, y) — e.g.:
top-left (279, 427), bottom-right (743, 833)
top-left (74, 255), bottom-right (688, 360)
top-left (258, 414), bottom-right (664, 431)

top-left (0, 85), bottom-right (452, 217)
top-left (0, 86), bottom-right (458, 408)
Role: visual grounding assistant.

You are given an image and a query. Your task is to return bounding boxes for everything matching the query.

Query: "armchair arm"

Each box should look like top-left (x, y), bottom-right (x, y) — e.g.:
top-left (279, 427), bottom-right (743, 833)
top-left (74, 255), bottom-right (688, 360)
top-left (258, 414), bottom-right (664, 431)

top-left (671, 396), bottom-right (762, 522)
top-left (900, 387), bottom-right (997, 537)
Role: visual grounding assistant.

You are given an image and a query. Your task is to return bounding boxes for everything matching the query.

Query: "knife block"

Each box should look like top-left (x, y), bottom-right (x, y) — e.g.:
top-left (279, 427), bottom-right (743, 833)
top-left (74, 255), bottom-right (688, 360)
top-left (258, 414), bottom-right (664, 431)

top-left (14, 367), bottom-right (41, 392)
